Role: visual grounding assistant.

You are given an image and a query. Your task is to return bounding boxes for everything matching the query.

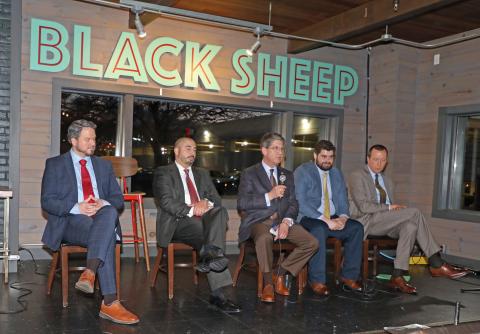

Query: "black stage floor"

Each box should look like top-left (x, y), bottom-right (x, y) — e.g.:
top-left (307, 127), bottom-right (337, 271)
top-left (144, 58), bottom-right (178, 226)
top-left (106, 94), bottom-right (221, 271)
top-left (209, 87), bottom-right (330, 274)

top-left (1, 255), bottom-right (480, 334)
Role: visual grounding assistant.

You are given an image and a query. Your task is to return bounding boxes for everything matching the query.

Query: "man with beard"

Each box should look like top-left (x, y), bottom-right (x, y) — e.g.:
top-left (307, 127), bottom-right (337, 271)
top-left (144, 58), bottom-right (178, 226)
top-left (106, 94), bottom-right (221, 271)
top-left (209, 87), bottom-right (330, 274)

top-left (153, 137), bottom-right (241, 313)
top-left (41, 119), bottom-right (139, 324)
top-left (237, 132), bottom-right (318, 303)
top-left (294, 140), bottom-right (363, 296)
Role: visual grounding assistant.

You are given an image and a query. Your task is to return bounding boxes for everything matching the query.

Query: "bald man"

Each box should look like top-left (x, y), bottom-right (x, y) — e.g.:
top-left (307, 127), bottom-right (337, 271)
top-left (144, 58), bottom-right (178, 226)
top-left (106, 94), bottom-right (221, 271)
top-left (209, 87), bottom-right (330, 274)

top-left (153, 137), bottom-right (241, 313)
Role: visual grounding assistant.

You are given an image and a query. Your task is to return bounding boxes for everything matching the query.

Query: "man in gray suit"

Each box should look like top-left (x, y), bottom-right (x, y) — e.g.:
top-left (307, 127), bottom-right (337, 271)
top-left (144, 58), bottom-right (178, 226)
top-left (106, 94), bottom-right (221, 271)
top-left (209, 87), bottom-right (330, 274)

top-left (153, 137), bottom-right (240, 313)
top-left (349, 144), bottom-right (468, 294)
top-left (295, 140), bottom-right (363, 296)
top-left (237, 132), bottom-right (318, 303)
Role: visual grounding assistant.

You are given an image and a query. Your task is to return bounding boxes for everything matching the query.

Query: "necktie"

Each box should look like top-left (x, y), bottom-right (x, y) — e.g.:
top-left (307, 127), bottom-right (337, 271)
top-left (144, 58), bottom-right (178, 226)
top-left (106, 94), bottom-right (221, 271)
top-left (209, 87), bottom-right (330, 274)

top-left (375, 174), bottom-right (387, 204)
top-left (323, 172), bottom-right (330, 219)
top-left (184, 169), bottom-right (200, 204)
top-left (79, 159), bottom-right (95, 202)
top-left (269, 168), bottom-right (277, 188)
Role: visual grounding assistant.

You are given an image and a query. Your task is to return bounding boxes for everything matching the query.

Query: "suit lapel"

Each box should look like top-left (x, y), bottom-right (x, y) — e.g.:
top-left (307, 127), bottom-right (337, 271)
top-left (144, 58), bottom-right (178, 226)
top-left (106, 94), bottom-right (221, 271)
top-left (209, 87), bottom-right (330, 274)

top-left (362, 165), bottom-right (379, 201)
top-left (171, 164), bottom-right (185, 200)
top-left (62, 152), bottom-right (78, 201)
top-left (256, 163), bottom-right (273, 191)
top-left (90, 156), bottom-right (104, 198)
top-left (192, 167), bottom-right (203, 198)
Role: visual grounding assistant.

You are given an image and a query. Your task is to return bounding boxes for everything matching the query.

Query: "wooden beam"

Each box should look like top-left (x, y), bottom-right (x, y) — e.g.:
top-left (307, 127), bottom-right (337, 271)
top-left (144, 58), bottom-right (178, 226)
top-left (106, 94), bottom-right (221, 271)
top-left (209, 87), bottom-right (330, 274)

top-left (287, 0), bottom-right (463, 54)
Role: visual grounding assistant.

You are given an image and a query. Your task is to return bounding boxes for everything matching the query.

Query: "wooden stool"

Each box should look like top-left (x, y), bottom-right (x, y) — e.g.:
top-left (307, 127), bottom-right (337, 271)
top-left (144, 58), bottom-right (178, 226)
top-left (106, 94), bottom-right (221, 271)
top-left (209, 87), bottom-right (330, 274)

top-left (46, 244), bottom-right (121, 308)
top-left (232, 237), bottom-right (342, 298)
top-left (150, 243), bottom-right (199, 299)
top-left (362, 236), bottom-right (398, 279)
top-left (102, 156), bottom-right (150, 272)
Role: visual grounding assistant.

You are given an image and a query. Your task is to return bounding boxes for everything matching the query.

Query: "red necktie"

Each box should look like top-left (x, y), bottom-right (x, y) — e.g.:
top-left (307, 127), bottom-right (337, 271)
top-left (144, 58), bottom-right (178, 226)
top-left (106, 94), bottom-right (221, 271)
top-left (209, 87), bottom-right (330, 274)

top-left (79, 159), bottom-right (95, 203)
top-left (184, 169), bottom-right (199, 204)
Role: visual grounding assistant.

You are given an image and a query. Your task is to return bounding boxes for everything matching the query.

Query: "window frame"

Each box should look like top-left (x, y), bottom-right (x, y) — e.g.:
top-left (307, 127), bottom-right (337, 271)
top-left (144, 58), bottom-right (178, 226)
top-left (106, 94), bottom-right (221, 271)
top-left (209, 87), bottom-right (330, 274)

top-left (433, 104), bottom-right (480, 223)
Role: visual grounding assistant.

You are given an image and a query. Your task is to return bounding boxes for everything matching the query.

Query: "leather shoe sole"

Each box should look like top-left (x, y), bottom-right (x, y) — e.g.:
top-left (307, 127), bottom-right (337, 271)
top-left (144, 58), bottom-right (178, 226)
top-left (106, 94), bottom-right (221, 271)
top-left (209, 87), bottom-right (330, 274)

top-left (195, 256), bottom-right (229, 273)
top-left (209, 296), bottom-right (241, 313)
top-left (75, 281), bottom-right (94, 294)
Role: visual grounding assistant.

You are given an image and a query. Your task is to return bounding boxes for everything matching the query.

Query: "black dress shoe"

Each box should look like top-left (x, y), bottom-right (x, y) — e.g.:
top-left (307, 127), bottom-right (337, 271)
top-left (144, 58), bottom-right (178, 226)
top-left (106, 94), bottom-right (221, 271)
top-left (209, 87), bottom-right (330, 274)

top-left (209, 296), bottom-right (242, 313)
top-left (195, 255), bottom-right (229, 273)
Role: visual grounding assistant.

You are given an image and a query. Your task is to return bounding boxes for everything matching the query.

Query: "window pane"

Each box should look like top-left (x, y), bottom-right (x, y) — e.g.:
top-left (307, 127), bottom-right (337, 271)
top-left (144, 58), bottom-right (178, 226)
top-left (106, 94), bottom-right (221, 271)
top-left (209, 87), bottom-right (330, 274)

top-left (60, 92), bottom-right (119, 156)
top-left (131, 98), bottom-right (274, 197)
top-left (292, 115), bottom-right (331, 169)
top-left (461, 116), bottom-right (480, 211)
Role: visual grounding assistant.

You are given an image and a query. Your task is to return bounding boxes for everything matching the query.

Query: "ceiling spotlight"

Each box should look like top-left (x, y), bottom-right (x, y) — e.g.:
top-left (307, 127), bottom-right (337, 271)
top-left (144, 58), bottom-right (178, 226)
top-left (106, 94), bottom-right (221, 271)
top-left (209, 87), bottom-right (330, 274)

top-left (246, 27), bottom-right (263, 56)
top-left (132, 6), bottom-right (146, 39)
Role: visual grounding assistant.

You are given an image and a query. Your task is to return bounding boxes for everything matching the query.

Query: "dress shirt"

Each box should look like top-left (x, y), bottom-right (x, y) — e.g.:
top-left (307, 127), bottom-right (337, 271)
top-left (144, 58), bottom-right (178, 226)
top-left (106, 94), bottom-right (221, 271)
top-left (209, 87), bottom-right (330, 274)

top-left (316, 167), bottom-right (337, 220)
top-left (175, 162), bottom-right (213, 217)
top-left (367, 166), bottom-right (391, 206)
top-left (262, 160), bottom-right (278, 207)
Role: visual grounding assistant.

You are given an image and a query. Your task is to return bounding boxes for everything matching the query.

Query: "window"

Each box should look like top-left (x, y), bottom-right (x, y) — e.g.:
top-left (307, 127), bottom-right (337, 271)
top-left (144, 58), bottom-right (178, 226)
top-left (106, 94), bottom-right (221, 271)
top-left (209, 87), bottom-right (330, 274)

top-left (131, 98), bottom-right (275, 197)
top-left (433, 105), bottom-right (480, 222)
top-left (60, 91), bottom-right (120, 156)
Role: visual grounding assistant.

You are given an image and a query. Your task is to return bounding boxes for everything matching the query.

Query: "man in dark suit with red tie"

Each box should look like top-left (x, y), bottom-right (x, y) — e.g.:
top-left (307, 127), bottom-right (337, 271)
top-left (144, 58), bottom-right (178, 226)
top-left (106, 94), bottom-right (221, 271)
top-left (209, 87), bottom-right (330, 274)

top-left (153, 137), bottom-right (241, 313)
top-left (41, 119), bottom-right (139, 324)
top-left (237, 132), bottom-right (319, 303)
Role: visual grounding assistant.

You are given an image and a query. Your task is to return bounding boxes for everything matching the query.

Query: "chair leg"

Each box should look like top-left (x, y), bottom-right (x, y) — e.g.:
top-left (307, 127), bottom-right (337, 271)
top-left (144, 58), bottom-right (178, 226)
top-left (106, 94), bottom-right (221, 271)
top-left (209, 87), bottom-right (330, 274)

top-left (130, 200), bottom-right (140, 263)
top-left (362, 240), bottom-right (369, 281)
top-left (373, 245), bottom-right (378, 277)
top-left (167, 243), bottom-right (174, 300)
top-left (47, 251), bottom-right (59, 295)
top-left (150, 246), bottom-right (163, 288)
top-left (232, 243), bottom-right (245, 287)
top-left (333, 239), bottom-right (342, 283)
top-left (257, 262), bottom-right (263, 298)
top-left (61, 248), bottom-right (69, 308)
top-left (115, 244), bottom-right (121, 300)
top-left (192, 250), bottom-right (198, 285)
top-left (137, 197), bottom-right (151, 272)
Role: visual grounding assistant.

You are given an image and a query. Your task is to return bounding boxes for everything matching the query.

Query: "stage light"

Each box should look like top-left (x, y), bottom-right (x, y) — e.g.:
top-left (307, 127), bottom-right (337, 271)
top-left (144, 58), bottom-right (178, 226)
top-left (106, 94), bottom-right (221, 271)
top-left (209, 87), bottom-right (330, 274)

top-left (246, 27), bottom-right (263, 56)
top-left (131, 6), bottom-right (146, 39)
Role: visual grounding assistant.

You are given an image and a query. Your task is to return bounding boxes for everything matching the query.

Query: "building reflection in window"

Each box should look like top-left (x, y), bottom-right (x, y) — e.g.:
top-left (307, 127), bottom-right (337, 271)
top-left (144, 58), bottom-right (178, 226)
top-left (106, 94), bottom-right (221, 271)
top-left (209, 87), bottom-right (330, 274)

top-left (131, 98), bottom-right (275, 197)
top-left (461, 116), bottom-right (480, 210)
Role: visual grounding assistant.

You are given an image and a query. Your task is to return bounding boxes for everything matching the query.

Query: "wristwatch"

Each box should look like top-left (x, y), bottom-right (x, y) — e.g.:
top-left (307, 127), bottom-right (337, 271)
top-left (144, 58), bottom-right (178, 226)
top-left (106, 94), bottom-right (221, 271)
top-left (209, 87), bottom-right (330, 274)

top-left (282, 218), bottom-right (295, 228)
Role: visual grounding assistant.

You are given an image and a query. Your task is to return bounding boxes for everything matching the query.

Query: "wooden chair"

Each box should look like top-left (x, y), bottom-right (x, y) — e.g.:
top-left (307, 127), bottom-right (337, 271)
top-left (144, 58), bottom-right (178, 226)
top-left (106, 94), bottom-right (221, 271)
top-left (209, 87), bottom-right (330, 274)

top-left (150, 243), bottom-right (199, 299)
top-left (46, 244), bottom-right (121, 308)
top-left (232, 237), bottom-right (342, 298)
top-left (362, 236), bottom-right (398, 279)
top-left (102, 156), bottom-right (150, 272)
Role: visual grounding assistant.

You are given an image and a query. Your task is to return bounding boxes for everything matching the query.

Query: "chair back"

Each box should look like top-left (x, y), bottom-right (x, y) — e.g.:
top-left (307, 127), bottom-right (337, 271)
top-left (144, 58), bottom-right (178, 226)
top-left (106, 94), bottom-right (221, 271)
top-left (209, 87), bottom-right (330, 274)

top-left (101, 156), bottom-right (139, 193)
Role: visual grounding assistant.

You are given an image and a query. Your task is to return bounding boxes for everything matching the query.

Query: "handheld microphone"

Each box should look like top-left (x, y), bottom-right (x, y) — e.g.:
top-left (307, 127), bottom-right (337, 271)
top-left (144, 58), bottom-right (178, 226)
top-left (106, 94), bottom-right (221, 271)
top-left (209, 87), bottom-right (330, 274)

top-left (279, 172), bottom-right (286, 185)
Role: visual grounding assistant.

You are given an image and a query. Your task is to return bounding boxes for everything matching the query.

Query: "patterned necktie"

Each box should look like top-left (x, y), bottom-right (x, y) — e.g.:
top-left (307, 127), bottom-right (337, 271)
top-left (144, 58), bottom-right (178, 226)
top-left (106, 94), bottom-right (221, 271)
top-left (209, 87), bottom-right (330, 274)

top-left (269, 168), bottom-right (277, 188)
top-left (184, 169), bottom-right (200, 204)
top-left (323, 172), bottom-right (330, 219)
top-left (79, 159), bottom-right (95, 202)
top-left (375, 173), bottom-right (387, 204)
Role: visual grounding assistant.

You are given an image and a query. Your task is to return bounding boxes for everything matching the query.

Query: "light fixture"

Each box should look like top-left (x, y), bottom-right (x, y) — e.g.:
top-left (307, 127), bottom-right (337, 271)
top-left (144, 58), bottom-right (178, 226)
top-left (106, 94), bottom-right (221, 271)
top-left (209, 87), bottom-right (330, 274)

top-left (246, 27), bottom-right (263, 56)
top-left (131, 5), bottom-right (146, 38)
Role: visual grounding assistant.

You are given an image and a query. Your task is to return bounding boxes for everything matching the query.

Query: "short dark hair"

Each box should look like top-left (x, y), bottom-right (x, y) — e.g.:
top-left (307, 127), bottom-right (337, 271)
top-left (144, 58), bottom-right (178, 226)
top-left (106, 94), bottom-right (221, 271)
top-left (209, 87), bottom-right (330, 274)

top-left (368, 144), bottom-right (388, 157)
top-left (314, 140), bottom-right (336, 154)
top-left (67, 119), bottom-right (96, 142)
top-left (260, 132), bottom-right (284, 148)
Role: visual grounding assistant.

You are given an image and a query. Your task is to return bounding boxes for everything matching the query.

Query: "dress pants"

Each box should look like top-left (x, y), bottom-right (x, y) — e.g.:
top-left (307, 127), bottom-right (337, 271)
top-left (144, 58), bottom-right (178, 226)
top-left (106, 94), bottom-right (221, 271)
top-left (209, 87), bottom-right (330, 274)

top-left (366, 207), bottom-right (441, 271)
top-left (300, 216), bottom-right (363, 284)
top-left (63, 205), bottom-right (118, 296)
top-left (172, 206), bottom-right (232, 291)
top-left (250, 220), bottom-right (319, 277)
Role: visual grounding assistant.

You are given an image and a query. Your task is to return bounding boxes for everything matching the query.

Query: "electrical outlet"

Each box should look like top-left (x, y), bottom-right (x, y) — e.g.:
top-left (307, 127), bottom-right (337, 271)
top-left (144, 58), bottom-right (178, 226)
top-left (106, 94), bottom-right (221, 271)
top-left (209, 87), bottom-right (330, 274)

top-left (434, 54), bottom-right (440, 65)
top-left (440, 244), bottom-right (447, 254)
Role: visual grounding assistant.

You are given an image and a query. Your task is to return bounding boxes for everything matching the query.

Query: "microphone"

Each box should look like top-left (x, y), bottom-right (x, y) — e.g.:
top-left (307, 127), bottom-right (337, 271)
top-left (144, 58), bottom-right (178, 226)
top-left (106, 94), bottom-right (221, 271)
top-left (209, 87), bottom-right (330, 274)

top-left (279, 172), bottom-right (286, 185)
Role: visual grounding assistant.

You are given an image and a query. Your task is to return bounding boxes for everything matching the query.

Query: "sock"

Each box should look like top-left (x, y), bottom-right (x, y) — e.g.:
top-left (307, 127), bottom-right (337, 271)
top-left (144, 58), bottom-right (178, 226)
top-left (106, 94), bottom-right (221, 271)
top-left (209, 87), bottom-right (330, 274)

top-left (276, 265), bottom-right (287, 277)
top-left (86, 258), bottom-right (101, 273)
top-left (392, 268), bottom-right (408, 278)
top-left (211, 288), bottom-right (225, 300)
top-left (263, 272), bottom-right (273, 285)
top-left (428, 252), bottom-right (444, 268)
top-left (103, 294), bottom-right (117, 305)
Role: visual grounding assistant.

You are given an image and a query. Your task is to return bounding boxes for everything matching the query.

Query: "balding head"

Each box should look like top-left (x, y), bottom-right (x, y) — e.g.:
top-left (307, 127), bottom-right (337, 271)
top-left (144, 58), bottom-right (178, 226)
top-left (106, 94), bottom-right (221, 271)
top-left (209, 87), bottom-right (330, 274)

top-left (174, 137), bottom-right (197, 168)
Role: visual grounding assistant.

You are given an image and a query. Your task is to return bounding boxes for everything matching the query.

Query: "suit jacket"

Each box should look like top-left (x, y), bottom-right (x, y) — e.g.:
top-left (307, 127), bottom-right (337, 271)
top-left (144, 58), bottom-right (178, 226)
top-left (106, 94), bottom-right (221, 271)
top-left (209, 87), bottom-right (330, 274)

top-left (294, 161), bottom-right (350, 222)
top-left (237, 163), bottom-right (298, 243)
top-left (41, 152), bottom-right (124, 251)
top-left (348, 165), bottom-right (394, 236)
top-left (153, 163), bottom-right (222, 247)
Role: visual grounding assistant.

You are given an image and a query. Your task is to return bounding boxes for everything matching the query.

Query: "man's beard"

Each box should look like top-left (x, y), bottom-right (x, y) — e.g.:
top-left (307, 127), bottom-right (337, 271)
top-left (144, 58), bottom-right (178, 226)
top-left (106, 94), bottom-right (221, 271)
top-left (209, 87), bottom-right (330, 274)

top-left (316, 162), bottom-right (332, 171)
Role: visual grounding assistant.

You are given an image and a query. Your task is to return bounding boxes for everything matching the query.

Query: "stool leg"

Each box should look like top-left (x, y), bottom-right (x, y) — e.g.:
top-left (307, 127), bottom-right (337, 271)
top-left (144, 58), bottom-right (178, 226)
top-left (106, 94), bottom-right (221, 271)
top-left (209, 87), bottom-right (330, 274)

top-left (115, 244), bottom-right (121, 300)
top-left (257, 262), bottom-right (263, 298)
top-left (61, 248), bottom-right (69, 308)
top-left (47, 252), bottom-right (59, 295)
top-left (167, 244), bottom-right (174, 300)
top-left (232, 244), bottom-right (245, 287)
top-left (137, 197), bottom-right (151, 272)
top-left (150, 246), bottom-right (163, 287)
top-left (373, 245), bottom-right (378, 277)
top-left (192, 250), bottom-right (198, 285)
top-left (130, 200), bottom-right (140, 263)
top-left (362, 240), bottom-right (369, 280)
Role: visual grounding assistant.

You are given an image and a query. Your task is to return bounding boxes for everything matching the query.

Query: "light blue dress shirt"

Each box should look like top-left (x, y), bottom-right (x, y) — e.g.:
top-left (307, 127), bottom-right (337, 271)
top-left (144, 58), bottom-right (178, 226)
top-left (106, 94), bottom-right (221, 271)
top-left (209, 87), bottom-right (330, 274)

top-left (262, 161), bottom-right (277, 207)
top-left (69, 150), bottom-right (101, 214)
top-left (316, 167), bottom-right (336, 219)
top-left (367, 166), bottom-right (391, 205)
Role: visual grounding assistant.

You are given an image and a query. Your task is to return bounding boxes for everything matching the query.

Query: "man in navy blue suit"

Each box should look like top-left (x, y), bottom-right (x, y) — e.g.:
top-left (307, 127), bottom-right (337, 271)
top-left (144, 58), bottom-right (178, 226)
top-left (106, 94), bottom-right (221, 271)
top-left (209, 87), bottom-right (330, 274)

top-left (41, 119), bottom-right (138, 324)
top-left (294, 140), bottom-right (363, 296)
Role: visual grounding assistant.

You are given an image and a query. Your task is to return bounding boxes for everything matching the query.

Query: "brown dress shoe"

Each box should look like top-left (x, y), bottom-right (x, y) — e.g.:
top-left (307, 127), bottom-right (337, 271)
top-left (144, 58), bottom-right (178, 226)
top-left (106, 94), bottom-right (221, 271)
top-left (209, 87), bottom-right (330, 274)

top-left (273, 274), bottom-right (290, 296)
top-left (430, 264), bottom-right (468, 279)
top-left (388, 276), bottom-right (417, 294)
top-left (75, 269), bottom-right (95, 294)
top-left (340, 277), bottom-right (362, 291)
top-left (99, 300), bottom-right (140, 325)
top-left (260, 284), bottom-right (275, 303)
top-left (310, 282), bottom-right (329, 296)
